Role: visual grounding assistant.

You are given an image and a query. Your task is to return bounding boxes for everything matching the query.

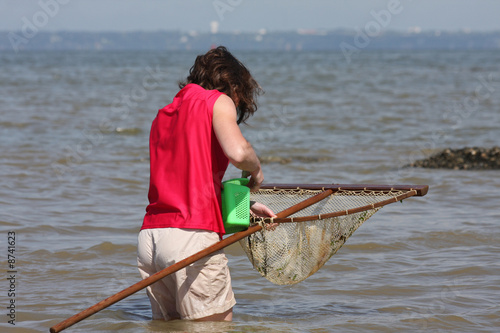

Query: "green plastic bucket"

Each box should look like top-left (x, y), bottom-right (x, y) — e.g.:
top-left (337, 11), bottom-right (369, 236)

top-left (221, 178), bottom-right (250, 234)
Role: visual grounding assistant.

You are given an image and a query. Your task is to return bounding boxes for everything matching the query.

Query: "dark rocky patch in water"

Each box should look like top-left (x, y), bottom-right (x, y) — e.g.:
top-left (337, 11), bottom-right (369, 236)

top-left (409, 147), bottom-right (500, 170)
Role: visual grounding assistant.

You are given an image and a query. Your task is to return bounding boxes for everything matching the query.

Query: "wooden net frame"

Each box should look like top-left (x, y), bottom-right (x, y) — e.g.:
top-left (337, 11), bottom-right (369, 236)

top-left (251, 184), bottom-right (428, 223)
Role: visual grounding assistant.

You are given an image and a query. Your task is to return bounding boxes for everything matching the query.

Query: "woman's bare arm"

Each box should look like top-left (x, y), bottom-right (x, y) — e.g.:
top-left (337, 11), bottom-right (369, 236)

top-left (213, 94), bottom-right (263, 191)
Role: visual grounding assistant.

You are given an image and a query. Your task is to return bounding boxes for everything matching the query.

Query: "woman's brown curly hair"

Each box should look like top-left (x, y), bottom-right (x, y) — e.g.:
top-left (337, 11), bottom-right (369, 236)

top-left (179, 46), bottom-right (262, 124)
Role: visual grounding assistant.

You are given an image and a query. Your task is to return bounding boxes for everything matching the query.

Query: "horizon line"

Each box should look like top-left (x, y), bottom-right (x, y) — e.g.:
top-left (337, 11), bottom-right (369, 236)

top-left (3, 28), bottom-right (500, 35)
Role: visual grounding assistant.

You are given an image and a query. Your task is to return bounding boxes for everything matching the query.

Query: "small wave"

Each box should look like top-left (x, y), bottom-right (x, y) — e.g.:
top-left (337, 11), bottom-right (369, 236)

top-left (260, 155), bottom-right (332, 164)
top-left (88, 241), bottom-right (137, 255)
top-left (344, 241), bottom-right (410, 252)
top-left (0, 121), bottom-right (31, 128)
top-left (409, 230), bottom-right (496, 249)
top-left (115, 127), bottom-right (142, 135)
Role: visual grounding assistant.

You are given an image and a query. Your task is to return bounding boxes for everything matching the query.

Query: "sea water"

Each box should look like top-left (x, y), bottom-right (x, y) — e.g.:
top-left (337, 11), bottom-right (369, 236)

top-left (1, 49), bottom-right (499, 332)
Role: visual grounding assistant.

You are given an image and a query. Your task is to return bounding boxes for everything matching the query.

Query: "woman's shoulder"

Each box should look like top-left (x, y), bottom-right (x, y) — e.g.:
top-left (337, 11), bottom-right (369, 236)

top-left (184, 83), bottom-right (223, 94)
top-left (181, 83), bottom-right (224, 103)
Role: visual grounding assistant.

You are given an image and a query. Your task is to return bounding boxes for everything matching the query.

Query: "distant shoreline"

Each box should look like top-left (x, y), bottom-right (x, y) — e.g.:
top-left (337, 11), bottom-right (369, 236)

top-left (2, 30), bottom-right (500, 52)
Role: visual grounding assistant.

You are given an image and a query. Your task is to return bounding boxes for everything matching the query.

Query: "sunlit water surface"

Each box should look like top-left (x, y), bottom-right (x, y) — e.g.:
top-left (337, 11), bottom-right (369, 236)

top-left (1, 49), bottom-right (499, 332)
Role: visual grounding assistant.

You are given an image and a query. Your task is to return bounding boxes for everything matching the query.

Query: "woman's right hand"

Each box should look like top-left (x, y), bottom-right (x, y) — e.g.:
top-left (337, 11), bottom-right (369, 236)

top-left (248, 168), bottom-right (264, 192)
top-left (243, 169), bottom-right (263, 192)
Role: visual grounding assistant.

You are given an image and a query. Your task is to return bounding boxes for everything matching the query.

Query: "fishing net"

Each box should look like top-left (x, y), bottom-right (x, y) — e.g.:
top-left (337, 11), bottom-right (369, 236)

top-left (49, 183), bottom-right (427, 333)
top-left (240, 186), bottom-right (418, 285)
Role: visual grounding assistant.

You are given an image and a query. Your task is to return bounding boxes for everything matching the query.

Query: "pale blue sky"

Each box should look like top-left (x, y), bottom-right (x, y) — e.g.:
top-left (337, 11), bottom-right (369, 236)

top-left (1, 0), bottom-right (499, 33)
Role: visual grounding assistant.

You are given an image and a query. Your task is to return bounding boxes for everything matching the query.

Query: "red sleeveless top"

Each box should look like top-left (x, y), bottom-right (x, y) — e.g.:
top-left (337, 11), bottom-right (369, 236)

top-left (142, 84), bottom-right (229, 236)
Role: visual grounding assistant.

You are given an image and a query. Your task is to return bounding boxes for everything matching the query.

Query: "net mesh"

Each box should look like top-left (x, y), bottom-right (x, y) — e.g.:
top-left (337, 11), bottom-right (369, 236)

top-left (240, 188), bottom-right (409, 285)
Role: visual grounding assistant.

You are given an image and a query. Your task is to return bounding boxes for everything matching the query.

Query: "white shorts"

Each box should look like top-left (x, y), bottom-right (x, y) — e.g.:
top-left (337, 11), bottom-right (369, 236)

top-left (137, 228), bottom-right (236, 320)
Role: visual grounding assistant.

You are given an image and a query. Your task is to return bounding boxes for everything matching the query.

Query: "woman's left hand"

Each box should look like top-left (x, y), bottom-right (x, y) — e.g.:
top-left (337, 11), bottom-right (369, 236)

top-left (250, 201), bottom-right (277, 218)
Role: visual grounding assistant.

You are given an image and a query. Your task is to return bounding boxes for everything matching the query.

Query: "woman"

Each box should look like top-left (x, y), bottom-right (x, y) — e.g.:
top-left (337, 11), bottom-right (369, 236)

top-left (137, 46), bottom-right (275, 322)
